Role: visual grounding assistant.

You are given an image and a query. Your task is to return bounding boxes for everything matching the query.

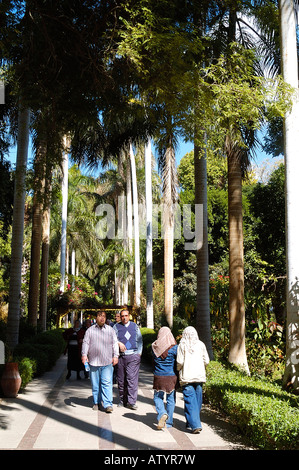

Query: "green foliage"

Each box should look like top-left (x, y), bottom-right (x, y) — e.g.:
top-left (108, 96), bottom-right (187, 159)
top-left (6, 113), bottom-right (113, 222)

top-left (246, 163), bottom-right (285, 273)
top-left (192, 43), bottom-right (293, 152)
top-left (12, 344), bottom-right (49, 376)
top-left (176, 151), bottom-right (287, 382)
top-left (205, 361), bottom-right (299, 450)
top-left (140, 279), bottom-right (166, 328)
top-left (47, 272), bottom-right (103, 311)
top-left (140, 327), bottom-right (157, 362)
top-left (210, 275), bottom-right (229, 326)
top-left (0, 222), bottom-right (11, 308)
top-left (0, 161), bottom-right (14, 235)
top-left (12, 329), bottom-right (66, 379)
top-left (15, 357), bottom-right (36, 389)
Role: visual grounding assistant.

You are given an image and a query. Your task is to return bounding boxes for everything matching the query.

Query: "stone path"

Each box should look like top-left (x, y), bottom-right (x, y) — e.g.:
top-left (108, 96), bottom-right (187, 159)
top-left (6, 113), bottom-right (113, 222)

top-left (0, 354), bottom-right (254, 454)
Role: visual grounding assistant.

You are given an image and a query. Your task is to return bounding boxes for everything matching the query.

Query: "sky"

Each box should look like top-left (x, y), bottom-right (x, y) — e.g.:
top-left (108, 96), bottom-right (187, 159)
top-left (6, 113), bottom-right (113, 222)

top-left (6, 128), bottom-right (282, 178)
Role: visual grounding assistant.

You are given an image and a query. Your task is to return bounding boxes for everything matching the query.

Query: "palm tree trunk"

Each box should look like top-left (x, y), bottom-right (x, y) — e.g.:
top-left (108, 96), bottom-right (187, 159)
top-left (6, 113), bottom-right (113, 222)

top-left (145, 138), bottom-right (154, 329)
top-left (126, 157), bottom-right (134, 305)
top-left (194, 142), bottom-right (214, 358)
top-left (28, 141), bottom-right (46, 327)
top-left (227, 142), bottom-right (249, 372)
top-left (6, 105), bottom-right (30, 351)
top-left (116, 151), bottom-right (127, 304)
top-left (279, 0), bottom-right (299, 392)
top-left (60, 136), bottom-right (69, 292)
top-left (39, 203), bottom-right (50, 331)
top-left (39, 164), bottom-right (52, 331)
top-left (225, 3), bottom-right (249, 373)
top-left (163, 143), bottom-right (176, 329)
top-left (129, 143), bottom-right (141, 307)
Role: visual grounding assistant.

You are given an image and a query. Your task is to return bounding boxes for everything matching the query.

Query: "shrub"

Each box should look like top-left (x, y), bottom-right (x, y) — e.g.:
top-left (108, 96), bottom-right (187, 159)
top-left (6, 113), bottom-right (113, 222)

top-left (140, 327), bottom-right (157, 363)
top-left (15, 357), bottom-right (36, 388)
top-left (13, 343), bottom-right (49, 376)
top-left (31, 329), bottom-right (66, 358)
top-left (13, 328), bottom-right (66, 378)
top-left (205, 361), bottom-right (299, 450)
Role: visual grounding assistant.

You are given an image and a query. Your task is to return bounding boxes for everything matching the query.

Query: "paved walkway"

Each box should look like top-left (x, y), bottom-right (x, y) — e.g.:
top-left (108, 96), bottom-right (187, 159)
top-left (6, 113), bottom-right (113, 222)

top-left (0, 354), bottom-right (254, 453)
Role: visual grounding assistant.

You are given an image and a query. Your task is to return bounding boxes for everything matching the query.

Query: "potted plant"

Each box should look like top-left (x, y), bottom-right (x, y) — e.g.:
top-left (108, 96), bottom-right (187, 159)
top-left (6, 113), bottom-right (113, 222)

top-left (1, 354), bottom-right (22, 398)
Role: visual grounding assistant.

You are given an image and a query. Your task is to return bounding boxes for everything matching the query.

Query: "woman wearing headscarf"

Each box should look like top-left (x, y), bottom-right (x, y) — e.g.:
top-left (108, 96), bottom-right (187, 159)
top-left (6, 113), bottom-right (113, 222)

top-left (152, 327), bottom-right (178, 429)
top-left (177, 326), bottom-right (209, 434)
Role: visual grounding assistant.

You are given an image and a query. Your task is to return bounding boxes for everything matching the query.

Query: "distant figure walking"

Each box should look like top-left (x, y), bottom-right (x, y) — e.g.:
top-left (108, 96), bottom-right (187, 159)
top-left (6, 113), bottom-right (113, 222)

top-left (63, 320), bottom-right (85, 380)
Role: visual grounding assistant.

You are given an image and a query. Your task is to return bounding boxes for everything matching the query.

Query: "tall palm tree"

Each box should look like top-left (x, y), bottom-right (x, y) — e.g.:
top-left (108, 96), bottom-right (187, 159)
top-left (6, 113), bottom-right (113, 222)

top-left (39, 169), bottom-right (51, 331)
top-left (6, 104), bottom-right (30, 350)
top-left (27, 139), bottom-right (46, 327)
top-left (145, 137), bottom-right (154, 329)
top-left (60, 136), bottom-right (69, 293)
top-left (225, 134), bottom-right (249, 371)
top-left (194, 142), bottom-right (214, 358)
top-left (201, 1), bottom-right (275, 371)
top-left (158, 133), bottom-right (178, 329)
top-left (129, 143), bottom-right (141, 308)
top-left (279, 0), bottom-right (299, 392)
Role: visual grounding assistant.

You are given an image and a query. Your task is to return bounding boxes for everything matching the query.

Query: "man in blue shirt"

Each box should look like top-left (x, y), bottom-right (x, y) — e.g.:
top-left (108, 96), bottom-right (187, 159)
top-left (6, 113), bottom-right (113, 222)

top-left (113, 309), bottom-right (143, 409)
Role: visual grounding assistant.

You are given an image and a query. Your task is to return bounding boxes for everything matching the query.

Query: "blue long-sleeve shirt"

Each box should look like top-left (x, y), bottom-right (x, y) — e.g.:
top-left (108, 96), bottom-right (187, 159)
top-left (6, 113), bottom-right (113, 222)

top-left (152, 345), bottom-right (178, 376)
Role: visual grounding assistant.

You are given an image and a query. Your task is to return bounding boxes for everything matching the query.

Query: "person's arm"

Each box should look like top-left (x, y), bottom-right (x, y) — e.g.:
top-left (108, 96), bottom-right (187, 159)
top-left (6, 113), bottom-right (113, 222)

top-left (176, 345), bottom-right (184, 371)
top-left (112, 329), bottom-right (119, 365)
top-left (202, 344), bottom-right (210, 367)
top-left (81, 329), bottom-right (90, 364)
top-left (136, 326), bottom-right (143, 355)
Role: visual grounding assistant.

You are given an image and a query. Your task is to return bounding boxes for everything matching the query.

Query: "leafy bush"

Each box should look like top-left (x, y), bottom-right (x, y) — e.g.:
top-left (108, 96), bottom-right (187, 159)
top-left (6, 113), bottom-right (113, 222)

top-left (13, 343), bottom-right (50, 376)
top-left (13, 329), bottom-right (66, 378)
top-left (15, 357), bottom-right (36, 388)
top-left (205, 361), bottom-right (299, 450)
top-left (31, 329), bottom-right (66, 358)
top-left (140, 327), bottom-right (157, 362)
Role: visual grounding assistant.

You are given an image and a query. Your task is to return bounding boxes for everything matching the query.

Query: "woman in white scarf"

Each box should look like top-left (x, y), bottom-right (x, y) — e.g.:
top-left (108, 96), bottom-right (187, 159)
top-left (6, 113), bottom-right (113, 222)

top-left (177, 326), bottom-right (209, 433)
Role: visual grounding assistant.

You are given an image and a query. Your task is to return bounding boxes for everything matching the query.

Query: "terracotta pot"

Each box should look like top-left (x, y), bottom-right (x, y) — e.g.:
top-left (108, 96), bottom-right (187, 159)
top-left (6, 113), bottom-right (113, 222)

top-left (1, 362), bottom-right (22, 398)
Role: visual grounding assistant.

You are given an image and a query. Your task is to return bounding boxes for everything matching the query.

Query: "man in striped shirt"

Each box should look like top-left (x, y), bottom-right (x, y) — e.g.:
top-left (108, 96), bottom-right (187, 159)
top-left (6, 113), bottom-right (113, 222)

top-left (82, 310), bottom-right (119, 412)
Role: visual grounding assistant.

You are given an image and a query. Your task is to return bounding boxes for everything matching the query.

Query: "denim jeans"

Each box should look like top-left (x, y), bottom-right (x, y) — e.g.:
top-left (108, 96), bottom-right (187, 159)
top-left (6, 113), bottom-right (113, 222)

top-left (90, 364), bottom-right (113, 408)
top-left (154, 390), bottom-right (176, 428)
top-left (182, 383), bottom-right (203, 430)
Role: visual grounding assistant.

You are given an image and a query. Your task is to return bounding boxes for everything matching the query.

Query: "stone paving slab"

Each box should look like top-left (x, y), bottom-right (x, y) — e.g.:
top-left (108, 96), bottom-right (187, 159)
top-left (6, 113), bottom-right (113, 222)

top-left (0, 354), bottom-right (253, 453)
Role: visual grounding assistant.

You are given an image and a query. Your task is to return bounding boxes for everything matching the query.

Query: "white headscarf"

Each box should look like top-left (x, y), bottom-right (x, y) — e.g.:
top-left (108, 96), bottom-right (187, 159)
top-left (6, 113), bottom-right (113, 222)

top-left (179, 326), bottom-right (200, 354)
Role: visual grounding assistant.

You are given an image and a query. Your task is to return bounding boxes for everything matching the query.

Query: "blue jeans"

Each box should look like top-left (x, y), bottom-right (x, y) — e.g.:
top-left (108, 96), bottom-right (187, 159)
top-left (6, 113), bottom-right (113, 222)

top-left (154, 390), bottom-right (176, 428)
top-left (90, 364), bottom-right (113, 408)
top-left (182, 383), bottom-right (203, 430)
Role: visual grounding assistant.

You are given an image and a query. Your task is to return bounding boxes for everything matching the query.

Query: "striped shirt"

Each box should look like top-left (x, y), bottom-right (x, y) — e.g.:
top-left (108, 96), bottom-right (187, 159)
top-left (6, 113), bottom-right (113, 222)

top-left (81, 323), bottom-right (119, 367)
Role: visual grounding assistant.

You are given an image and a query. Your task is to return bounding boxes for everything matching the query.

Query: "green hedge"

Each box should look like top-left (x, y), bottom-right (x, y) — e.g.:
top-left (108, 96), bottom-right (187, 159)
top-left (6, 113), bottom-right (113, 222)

top-left (205, 361), bottom-right (299, 450)
top-left (140, 327), bottom-right (157, 363)
top-left (12, 329), bottom-right (66, 384)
